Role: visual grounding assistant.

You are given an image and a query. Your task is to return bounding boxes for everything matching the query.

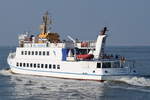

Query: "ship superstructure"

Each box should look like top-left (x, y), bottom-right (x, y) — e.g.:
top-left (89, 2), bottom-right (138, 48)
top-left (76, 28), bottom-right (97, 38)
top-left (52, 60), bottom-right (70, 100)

top-left (7, 12), bottom-right (137, 81)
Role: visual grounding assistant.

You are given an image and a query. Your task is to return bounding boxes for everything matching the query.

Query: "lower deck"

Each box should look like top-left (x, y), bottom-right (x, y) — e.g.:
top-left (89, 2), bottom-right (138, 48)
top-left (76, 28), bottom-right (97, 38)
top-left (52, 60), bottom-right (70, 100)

top-left (7, 52), bottom-right (138, 81)
top-left (9, 65), bottom-right (136, 81)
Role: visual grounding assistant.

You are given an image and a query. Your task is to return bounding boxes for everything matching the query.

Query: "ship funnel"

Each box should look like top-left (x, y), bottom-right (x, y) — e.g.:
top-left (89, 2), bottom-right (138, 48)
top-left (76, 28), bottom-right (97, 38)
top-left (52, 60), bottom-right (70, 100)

top-left (94, 27), bottom-right (108, 59)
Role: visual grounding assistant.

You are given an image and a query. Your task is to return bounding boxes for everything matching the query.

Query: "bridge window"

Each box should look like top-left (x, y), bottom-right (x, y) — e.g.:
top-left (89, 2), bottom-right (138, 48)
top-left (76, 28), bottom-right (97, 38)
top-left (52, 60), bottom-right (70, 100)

top-left (97, 63), bottom-right (101, 68)
top-left (102, 62), bottom-right (111, 68)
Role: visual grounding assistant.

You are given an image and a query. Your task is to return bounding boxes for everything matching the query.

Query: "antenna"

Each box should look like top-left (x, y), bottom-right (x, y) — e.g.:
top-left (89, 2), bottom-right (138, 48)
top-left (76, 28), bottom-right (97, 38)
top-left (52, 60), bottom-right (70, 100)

top-left (67, 35), bottom-right (76, 43)
top-left (100, 27), bottom-right (108, 35)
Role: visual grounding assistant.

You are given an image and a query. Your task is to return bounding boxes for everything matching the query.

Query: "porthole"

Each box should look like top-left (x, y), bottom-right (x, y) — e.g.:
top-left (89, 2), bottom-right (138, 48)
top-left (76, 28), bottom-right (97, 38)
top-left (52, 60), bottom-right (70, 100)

top-left (105, 70), bottom-right (108, 73)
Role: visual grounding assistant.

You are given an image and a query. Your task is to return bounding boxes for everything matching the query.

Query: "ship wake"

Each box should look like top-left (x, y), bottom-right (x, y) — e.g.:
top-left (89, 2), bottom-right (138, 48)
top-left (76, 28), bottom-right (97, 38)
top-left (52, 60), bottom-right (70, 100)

top-left (1, 69), bottom-right (150, 87)
top-left (117, 76), bottom-right (150, 87)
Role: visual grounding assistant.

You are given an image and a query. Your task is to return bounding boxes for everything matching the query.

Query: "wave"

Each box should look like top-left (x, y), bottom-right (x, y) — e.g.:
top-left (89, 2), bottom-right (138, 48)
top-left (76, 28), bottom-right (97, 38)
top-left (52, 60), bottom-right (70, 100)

top-left (0, 68), bottom-right (13, 76)
top-left (1, 69), bottom-right (150, 87)
top-left (118, 76), bottom-right (150, 87)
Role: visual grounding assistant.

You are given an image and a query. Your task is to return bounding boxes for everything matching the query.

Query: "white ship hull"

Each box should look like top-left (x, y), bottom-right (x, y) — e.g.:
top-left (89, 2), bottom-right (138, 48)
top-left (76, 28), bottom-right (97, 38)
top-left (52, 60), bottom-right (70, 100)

top-left (9, 65), bottom-right (135, 81)
top-left (8, 53), bottom-right (137, 81)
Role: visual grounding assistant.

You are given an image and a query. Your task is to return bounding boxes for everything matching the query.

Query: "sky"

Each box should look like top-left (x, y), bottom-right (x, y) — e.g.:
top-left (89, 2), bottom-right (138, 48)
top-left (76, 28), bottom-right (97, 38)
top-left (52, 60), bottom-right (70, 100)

top-left (0, 0), bottom-right (150, 46)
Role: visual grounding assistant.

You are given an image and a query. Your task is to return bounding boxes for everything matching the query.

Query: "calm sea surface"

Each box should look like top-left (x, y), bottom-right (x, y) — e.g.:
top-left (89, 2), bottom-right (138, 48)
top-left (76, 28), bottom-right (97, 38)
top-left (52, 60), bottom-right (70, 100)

top-left (0, 46), bottom-right (150, 100)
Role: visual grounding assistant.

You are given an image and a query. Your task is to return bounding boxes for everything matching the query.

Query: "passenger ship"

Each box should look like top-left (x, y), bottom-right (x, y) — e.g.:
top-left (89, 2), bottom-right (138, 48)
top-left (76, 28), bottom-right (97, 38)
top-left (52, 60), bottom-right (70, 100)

top-left (7, 12), bottom-right (137, 81)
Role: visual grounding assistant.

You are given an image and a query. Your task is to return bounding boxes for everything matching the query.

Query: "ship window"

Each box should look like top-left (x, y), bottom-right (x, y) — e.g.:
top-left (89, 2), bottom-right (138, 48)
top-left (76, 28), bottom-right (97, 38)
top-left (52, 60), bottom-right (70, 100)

top-left (37, 64), bottom-right (40, 68)
top-left (28, 51), bottom-right (31, 55)
top-left (57, 65), bottom-right (60, 69)
top-left (43, 51), bottom-right (45, 55)
top-left (97, 63), bottom-right (101, 68)
top-left (35, 51), bottom-right (38, 55)
top-left (47, 51), bottom-right (49, 56)
top-left (16, 62), bottom-right (19, 66)
top-left (39, 51), bottom-right (41, 55)
top-left (21, 51), bottom-right (24, 55)
top-left (53, 65), bottom-right (56, 69)
top-left (32, 51), bottom-right (34, 55)
top-left (30, 63), bottom-right (32, 67)
top-left (49, 64), bottom-right (51, 69)
top-left (27, 63), bottom-right (29, 67)
top-left (45, 64), bottom-right (48, 68)
top-left (23, 63), bottom-right (25, 67)
top-left (25, 51), bottom-right (27, 55)
top-left (112, 62), bottom-right (120, 68)
top-left (34, 64), bottom-right (36, 68)
top-left (102, 62), bottom-right (111, 68)
top-left (20, 63), bottom-right (22, 67)
top-left (41, 64), bottom-right (44, 68)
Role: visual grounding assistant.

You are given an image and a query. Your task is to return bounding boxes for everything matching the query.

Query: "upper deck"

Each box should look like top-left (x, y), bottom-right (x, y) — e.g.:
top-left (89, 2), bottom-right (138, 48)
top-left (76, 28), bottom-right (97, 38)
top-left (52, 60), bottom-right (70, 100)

top-left (19, 38), bottom-right (96, 49)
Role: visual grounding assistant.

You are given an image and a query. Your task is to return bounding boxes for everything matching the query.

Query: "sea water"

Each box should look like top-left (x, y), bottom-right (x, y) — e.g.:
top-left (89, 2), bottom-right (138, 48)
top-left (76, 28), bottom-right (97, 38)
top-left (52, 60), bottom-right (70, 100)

top-left (0, 46), bottom-right (150, 100)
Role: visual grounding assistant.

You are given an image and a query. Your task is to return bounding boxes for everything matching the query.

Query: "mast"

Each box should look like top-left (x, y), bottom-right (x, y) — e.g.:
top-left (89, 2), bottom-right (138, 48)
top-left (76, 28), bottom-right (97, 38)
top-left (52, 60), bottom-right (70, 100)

top-left (40, 11), bottom-right (52, 34)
